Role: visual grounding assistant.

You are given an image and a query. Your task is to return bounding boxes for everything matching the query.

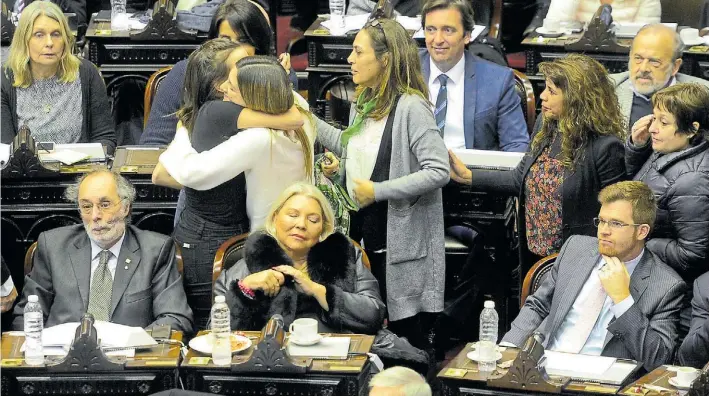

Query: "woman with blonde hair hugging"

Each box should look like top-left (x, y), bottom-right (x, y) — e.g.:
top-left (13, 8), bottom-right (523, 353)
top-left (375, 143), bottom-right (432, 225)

top-left (214, 182), bottom-right (386, 333)
top-left (1, 1), bottom-right (115, 152)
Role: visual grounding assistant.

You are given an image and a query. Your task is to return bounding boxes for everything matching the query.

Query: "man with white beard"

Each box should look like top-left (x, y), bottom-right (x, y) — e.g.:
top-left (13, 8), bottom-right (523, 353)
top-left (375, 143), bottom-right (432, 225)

top-left (612, 23), bottom-right (709, 133)
top-left (12, 170), bottom-right (193, 332)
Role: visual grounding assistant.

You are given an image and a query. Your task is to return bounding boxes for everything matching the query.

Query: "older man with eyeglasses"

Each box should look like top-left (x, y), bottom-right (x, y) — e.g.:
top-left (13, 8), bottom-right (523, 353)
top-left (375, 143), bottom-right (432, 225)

top-left (502, 181), bottom-right (686, 372)
top-left (11, 170), bottom-right (193, 332)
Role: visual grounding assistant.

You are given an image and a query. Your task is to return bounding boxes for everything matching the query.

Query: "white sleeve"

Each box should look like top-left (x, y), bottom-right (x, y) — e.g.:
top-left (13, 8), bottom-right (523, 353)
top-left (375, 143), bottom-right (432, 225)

top-left (159, 128), bottom-right (271, 191)
top-left (545, 0), bottom-right (580, 21)
top-left (0, 276), bottom-right (14, 297)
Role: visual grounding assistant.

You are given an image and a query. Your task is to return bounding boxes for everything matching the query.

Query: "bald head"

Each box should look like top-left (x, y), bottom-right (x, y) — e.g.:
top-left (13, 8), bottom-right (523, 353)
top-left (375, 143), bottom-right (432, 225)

top-left (629, 24), bottom-right (684, 96)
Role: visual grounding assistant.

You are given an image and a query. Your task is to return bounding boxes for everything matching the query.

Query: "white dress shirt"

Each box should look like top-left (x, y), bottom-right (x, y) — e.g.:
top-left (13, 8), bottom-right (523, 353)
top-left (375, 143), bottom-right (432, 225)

top-left (428, 55), bottom-right (466, 149)
top-left (159, 98), bottom-right (316, 230)
top-left (1, 277), bottom-right (14, 297)
top-left (345, 115), bottom-right (388, 201)
top-left (89, 233), bottom-right (125, 289)
top-left (549, 250), bottom-right (645, 355)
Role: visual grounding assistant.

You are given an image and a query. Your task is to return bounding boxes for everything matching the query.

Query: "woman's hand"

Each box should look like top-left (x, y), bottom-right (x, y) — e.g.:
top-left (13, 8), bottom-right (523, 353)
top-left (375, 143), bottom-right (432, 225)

top-left (278, 53), bottom-right (292, 74)
top-left (449, 150), bottom-right (473, 185)
top-left (352, 178), bottom-right (375, 208)
top-left (631, 114), bottom-right (653, 147)
top-left (321, 152), bottom-right (340, 178)
top-left (1, 287), bottom-right (17, 313)
top-left (241, 270), bottom-right (286, 297)
top-left (273, 265), bottom-right (329, 310)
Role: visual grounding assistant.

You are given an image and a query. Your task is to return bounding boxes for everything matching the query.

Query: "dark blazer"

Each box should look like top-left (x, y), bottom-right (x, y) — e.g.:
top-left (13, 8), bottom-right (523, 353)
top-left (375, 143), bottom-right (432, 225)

top-left (11, 225), bottom-right (193, 333)
top-left (503, 235), bottom-right (687, 371)
top-left (473, 120), bottom-right (627, 267)
top-left (25, 0), bottom-right (87, 27)
top-left (420, 50), bottom-right (529, 152)
top-left (214, 232), bottom-right (386, 334)
top-left (678, 272), bottom-right (709, 368)
top-left (1, 58), bottom-right (116, 153)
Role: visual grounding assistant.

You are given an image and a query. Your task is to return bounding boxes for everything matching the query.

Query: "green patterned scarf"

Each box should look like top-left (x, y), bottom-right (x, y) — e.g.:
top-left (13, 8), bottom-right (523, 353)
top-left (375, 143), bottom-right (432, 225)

top-left (340, 95), bottom-right (377, 148)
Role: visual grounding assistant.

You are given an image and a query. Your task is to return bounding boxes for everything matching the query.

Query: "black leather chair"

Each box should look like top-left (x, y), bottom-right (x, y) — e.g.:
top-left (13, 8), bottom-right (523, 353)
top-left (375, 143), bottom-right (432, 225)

top-left (519, 253), bottom-right (557, 308)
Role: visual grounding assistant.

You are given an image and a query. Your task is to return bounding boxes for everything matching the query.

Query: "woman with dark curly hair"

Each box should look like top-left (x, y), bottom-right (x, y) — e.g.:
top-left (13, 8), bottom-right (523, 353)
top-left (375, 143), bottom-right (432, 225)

top-left (450, 54), bottom-right (628, 269)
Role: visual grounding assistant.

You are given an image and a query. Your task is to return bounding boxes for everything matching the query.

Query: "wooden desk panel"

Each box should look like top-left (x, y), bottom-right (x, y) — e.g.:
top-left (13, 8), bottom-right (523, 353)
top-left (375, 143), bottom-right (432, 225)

top-left (1, 330), bottom-right (183, 395)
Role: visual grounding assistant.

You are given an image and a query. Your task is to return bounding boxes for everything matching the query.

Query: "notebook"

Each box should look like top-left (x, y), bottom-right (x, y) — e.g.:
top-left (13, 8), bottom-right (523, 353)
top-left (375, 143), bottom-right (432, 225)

top-left (542, 350), bottom-right (641, 385)
top-left (286, 336), bottom-right (351, 360)
top-left (451, 148), bottom-right (525, 171)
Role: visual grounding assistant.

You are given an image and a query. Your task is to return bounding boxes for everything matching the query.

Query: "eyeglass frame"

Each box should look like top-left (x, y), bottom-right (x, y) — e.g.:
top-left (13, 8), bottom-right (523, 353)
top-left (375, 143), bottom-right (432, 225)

top-left (593, 217), bottom-right (646, 230)
top-left (365, 18), bottom-right (389, 47)
top-left (78, 198), bottom-right (126, 215)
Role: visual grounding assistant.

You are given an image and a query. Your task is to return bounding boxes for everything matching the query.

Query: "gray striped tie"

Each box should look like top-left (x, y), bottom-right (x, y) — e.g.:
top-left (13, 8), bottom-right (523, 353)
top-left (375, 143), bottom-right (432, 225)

top-left (434, 74), bottom-right (448, 136)
top-left (87, 250), bottom-right (113, 321)
top-left (15, 0), bottom-right (25, 13)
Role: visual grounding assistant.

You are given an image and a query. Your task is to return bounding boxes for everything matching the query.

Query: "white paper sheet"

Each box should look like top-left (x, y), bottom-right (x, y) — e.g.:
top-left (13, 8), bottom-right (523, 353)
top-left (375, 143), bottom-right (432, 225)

top-left (37, 143), bottom-right (105, 164)
top-left (451, 148), bottom-right (525, 170)
top-left (544, 350), bottom-right (616, 375)
top-left (287, 336), bottom-right (351, 359)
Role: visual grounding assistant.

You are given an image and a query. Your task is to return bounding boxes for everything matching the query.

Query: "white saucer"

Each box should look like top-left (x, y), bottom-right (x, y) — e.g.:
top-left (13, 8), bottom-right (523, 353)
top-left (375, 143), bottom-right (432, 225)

top-left (668, 377), bottom-right (693, 390)
top-left (289, 334), bottom-right (323, 346)
top-left (188, 333), bottom-right (252, 355)
top-left (467, 349), bottom-right (503, 362)
top-left (535, 27), bottom-right (563, 37)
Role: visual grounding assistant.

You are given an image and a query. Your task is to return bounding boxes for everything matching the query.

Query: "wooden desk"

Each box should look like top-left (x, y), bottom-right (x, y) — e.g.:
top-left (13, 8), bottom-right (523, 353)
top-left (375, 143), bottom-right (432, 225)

top-left (0, 330), bottom-right (183, 395)
top-left (439, 343), bottom-right (625, 395)
top-left (181, 331), bottom-right (374, 395)
top-left (619, 366), bottom-right (687, 395)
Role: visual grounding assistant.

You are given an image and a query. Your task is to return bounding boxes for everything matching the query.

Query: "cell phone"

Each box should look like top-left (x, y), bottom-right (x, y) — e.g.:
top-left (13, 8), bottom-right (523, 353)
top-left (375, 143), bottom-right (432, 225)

top-left (150, 324), bottom-right (172, 339)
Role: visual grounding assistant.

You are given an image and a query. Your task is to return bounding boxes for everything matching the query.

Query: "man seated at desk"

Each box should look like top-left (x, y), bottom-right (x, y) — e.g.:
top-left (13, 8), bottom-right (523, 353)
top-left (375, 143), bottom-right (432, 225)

top-left (678, 272), bottom-right (709, 368)
top-left (12, 170), bottom-right (193, 333)
top-left (612, 24), bottom-right (709, 133)
top-left (502, 181), bottom-right (686, 371)
top-left (420, 0), bottom-right (529, 153)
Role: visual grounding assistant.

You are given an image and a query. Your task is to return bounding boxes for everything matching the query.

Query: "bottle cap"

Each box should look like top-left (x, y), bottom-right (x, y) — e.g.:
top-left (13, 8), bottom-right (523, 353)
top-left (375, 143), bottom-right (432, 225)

top-left (215, 295), bottom-right (225, 303)
top-left (28, 295), bottom-right (38, 303)
top-left (484, 300), bottom-right (495, 309)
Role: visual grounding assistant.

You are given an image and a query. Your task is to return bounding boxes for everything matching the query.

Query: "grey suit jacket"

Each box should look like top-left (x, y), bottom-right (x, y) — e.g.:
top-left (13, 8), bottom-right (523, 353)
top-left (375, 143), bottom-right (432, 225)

top-left (678, 272), bottom-right (709, 368)
top-left (611, 72), bottom-right (709, 129)
top-left (503, 235), bottom-right (686, 371)
top-left (12, 225), bottom-right (193, 333)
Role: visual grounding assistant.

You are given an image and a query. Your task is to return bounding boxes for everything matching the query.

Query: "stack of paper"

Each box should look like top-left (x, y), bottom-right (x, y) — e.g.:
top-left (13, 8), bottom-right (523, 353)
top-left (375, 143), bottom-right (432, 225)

top-left (287, 337), bottom-right (351, 359)
top-left (451, 148), bottom-right (525, 170)
top-left (21, 321), bottom-right (157, 358)
top-left (37, 143), bottom-right (105, 165)
top-left (542, 350), bottom-right (639, 385)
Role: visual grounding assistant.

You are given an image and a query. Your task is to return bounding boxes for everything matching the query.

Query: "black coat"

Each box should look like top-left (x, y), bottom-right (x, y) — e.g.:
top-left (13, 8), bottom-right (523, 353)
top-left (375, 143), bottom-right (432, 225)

top-left (627, 139), bottom-right (709, 283)
top-left (472, 120), bottom-right (627, 269)
top-left (214, 232), bottom-right (386, 334)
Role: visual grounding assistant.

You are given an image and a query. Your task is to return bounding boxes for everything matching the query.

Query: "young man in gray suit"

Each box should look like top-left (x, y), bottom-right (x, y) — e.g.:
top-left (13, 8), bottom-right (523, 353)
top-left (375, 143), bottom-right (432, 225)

top-left (502, 181), bottom-right (686, 371)
top-left (12, 170), bottom-right (193, 333)
top-left (678, 272), bottom-right (709, 368)
top-left (612, 24), bottom-right (709, 133)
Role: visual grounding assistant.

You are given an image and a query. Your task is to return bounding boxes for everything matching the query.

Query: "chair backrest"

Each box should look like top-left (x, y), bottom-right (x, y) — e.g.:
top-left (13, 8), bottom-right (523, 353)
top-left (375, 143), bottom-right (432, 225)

top-left (472, 0), bottom-right (504, 39)
top-left (520, 253), bottom-right (558, 308)
top-left (212, 233), bottom-right (250, 298)
top-left (24, 242), bottom-right (38, 277)
top-left (143, 66), bottom-right (174, 128)
top-left (512, 70), bottom-right (536, 135)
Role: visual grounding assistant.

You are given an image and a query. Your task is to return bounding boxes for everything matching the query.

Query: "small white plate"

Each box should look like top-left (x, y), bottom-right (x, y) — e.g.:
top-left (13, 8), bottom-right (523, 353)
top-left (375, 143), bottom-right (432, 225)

top-left (188, 333), bottom-right (252, 355)
top-left (467, 349), bottom-right (503, 362)
top-left (668, 377), bottom-right (693, 390)
top-left (535, 27), bottom-right (563, 37)
top-left (289, 334), bottom-right (323, 346)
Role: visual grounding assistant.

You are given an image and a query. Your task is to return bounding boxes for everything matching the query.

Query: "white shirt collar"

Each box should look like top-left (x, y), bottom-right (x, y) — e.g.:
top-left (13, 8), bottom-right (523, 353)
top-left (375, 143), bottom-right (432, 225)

top-left (598, 248), bottom-right (645, 276)
top-left (631, 76), bottom-right (677, 102)
top-left (429, 54), bottom-right (466, 87)
top-left (90, 232), bottom-right (126, 261)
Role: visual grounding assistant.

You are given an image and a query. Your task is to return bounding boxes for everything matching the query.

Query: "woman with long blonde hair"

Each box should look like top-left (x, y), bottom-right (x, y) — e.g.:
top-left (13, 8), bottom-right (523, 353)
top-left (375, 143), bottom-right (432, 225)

top-left (152, 46), bottom-right (314, 329)
top-left (1, 1), bottom-right (115, 152)
top-left (450, 53), bottom-right (627, 269)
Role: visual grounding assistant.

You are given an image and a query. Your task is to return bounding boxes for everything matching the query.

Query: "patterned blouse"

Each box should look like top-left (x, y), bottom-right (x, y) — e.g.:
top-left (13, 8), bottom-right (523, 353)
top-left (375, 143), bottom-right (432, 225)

top-left (16, 75), bottom-right (82, 143)
top-left (524, 145), bottom-right (565, 256)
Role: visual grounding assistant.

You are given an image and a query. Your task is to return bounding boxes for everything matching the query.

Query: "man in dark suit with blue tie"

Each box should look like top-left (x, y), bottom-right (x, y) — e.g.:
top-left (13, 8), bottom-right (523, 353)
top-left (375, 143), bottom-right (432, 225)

top-left (503, 181), bottom-right (686, 371)
top-left (12, 170), bottom-right (193, 332)
top-left (419, 0), bottom-right (529, 152)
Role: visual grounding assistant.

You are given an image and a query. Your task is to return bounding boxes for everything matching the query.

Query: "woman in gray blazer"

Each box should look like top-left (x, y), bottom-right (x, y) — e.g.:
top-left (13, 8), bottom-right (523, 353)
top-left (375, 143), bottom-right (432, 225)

top-left (315, 18), bottom-right (450, 353)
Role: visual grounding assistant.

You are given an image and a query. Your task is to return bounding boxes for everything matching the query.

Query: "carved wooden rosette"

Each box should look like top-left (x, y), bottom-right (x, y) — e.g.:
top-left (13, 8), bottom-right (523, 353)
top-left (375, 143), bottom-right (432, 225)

top-left (130, 0), bottom-right (197, 41)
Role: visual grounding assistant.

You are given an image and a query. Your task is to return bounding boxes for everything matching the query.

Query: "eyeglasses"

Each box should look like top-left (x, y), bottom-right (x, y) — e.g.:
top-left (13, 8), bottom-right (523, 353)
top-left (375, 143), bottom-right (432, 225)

top-left (593, 217), bottom-right (644, 229)
top-left (78, 199), bottom-right (124, 215)
top-left (366, 19), bottom-right (388, 45)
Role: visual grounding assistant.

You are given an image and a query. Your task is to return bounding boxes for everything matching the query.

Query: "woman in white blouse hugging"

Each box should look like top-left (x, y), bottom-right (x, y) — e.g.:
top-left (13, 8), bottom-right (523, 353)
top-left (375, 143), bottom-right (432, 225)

top-left (152, 40), bottom-right (313, 330)
top-left (316, 18), bottom-right (449, 354)
top-left (545, 0), bottom-right (661, 25)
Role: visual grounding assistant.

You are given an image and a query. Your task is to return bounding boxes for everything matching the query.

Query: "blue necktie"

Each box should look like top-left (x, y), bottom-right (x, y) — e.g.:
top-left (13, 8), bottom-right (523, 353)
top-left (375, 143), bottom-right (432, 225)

top-left (434, 74), bottom-right (448, 136)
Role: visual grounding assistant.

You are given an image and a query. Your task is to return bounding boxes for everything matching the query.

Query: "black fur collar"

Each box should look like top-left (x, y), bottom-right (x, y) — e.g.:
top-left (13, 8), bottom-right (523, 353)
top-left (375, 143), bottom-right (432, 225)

top-left (244, 231), bottom-right (354, 284)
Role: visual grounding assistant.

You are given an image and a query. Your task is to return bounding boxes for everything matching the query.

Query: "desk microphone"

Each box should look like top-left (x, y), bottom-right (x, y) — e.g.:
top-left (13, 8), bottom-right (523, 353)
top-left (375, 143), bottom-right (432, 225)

top-left (260, 314), bottom-right (285, 345)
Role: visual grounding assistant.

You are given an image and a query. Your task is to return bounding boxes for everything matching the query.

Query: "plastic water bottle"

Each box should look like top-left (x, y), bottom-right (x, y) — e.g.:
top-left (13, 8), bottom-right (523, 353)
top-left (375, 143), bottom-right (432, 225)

top-left (478, 300), bottom-right (499, 374)
top-left (110, 0), bottom-right (130, 31)
top-left (24, 295), bottom-right (44, 366)
top-left (211, 295), bottom-right (231, 366)
top-left (329, 0), bottom-right (346, 30)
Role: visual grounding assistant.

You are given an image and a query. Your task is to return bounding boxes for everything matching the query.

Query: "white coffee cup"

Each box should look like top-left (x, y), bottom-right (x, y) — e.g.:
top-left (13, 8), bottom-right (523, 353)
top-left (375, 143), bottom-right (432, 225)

top-left (675, 367), bottom-right (700, 385)
top-left (681, 28), bottom-right (701, 44)
top-left (289, 318), bottom-right (318, 341)
top-left (543, 18), bottom-right (561, 33)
